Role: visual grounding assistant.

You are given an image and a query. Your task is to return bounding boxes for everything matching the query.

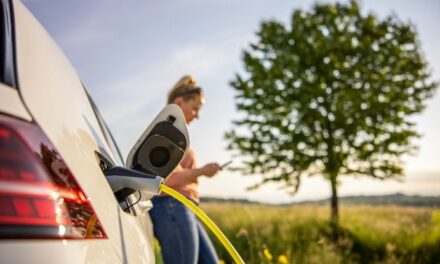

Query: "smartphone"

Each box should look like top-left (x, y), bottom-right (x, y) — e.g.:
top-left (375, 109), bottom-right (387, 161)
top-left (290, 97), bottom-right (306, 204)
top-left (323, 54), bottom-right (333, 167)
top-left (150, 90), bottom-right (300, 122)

top-left (220, 160), bottom-right (232, 169)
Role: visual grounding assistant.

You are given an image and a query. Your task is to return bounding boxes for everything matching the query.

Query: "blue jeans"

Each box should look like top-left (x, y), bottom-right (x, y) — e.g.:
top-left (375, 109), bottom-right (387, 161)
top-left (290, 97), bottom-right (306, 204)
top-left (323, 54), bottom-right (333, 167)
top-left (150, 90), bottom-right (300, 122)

top-left (149, 196), bottom-right (218, 264)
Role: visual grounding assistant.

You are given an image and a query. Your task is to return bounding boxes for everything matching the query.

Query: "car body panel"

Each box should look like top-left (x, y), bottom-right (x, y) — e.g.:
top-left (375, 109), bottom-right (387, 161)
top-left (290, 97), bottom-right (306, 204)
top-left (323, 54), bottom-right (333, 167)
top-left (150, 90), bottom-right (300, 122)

top-left (0, 0), bottom-right (155, 263)
top-left (0, 241), bottom-right (119, 264)
top-left (0, 83), bottom-right (31, 121)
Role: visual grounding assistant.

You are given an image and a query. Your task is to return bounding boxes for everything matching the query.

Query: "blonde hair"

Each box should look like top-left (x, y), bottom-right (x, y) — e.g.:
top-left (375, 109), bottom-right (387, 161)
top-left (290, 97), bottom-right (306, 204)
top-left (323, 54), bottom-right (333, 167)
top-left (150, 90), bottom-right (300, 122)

top-left (167, 75), bottom-right (203, 104)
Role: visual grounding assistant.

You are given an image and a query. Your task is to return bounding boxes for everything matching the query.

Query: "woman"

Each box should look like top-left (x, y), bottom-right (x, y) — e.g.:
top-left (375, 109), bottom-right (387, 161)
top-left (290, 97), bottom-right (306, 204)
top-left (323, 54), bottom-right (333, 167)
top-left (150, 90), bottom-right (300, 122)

top-left (149, 75), bottom-right (221, 264)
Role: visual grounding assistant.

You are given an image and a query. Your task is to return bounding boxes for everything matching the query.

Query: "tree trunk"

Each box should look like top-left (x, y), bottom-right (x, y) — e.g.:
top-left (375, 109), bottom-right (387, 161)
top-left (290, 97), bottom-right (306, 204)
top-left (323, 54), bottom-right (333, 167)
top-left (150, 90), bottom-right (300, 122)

top-left (330, 174), bottom-right (339, 239)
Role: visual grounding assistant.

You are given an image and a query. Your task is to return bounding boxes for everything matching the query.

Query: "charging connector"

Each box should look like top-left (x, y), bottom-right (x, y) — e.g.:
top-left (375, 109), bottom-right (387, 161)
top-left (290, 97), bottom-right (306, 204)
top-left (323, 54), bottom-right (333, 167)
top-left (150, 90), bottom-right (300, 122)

top-left (105, 166), bottom-right (163, 201)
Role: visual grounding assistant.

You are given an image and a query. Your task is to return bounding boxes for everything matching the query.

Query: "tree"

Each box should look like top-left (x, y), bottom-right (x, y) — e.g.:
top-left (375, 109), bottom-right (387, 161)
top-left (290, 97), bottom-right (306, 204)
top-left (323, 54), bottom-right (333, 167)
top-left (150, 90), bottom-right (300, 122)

top-left (226, 1), bottom-right (437, 228)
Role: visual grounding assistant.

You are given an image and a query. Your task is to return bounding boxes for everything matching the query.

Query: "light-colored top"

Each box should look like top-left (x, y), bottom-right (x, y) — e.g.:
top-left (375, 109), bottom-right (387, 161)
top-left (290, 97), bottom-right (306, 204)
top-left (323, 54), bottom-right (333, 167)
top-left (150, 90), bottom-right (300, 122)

top-left (163, 148), bottom-right (199, 202)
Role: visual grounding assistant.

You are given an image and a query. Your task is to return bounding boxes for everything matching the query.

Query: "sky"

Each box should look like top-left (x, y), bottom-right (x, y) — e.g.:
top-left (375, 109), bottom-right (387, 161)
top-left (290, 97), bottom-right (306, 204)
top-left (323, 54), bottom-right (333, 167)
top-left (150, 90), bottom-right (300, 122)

top-left (22, 0), bottom-right (440, 203)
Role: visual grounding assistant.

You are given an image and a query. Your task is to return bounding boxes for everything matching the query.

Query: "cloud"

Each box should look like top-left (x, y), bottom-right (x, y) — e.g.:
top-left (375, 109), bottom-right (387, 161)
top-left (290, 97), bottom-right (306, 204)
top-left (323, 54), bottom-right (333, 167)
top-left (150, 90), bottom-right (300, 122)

top-left (89, 28), bottom-right (251, 157)
top-left (97, 29), bottom-right (247, 124)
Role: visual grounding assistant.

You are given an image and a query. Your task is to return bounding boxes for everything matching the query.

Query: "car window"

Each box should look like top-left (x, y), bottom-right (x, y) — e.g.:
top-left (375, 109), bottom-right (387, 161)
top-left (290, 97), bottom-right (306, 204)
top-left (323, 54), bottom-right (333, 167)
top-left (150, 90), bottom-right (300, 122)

top-left (1, 0), bottom-right (17, 87)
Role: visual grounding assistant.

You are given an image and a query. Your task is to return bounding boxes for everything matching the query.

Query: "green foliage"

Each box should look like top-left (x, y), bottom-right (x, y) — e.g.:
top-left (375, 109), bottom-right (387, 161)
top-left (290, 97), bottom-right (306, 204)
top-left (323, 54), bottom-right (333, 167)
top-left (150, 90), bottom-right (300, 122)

top-left (226, 1), bottom-right (437, 195)
top-left (154, 239), bottom-right (164, 264)
top-left (201, 203), bottom-right (440, 264)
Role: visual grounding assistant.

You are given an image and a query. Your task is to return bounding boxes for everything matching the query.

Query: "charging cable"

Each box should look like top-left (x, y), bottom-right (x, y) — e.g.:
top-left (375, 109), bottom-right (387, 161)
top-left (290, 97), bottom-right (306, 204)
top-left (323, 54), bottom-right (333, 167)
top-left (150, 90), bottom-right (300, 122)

top-left (127, 191), bottom-right (142, 209)
top-left (160, 184), bottom-right (245, 264)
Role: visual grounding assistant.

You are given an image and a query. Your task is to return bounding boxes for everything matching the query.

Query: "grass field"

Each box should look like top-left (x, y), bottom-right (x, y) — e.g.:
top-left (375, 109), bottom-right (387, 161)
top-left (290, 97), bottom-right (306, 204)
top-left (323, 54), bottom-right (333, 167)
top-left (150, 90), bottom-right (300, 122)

top-left (196, 204), bottom-right (440, 264)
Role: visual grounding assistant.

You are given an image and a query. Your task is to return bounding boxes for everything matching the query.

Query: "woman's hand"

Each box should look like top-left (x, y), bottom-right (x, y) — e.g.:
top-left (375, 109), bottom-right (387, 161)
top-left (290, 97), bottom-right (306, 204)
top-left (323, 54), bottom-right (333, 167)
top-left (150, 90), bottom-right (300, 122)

top-left (200, 163), bottom-right (221, 177)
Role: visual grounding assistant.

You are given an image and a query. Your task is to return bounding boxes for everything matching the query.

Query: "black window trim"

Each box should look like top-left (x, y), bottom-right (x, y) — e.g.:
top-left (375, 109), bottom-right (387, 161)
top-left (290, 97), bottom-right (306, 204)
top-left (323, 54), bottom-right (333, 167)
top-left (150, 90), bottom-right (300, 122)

top-left (1, 0), bottom-right (17, 88)
top-left (83, 86), bottom-right (125, 167)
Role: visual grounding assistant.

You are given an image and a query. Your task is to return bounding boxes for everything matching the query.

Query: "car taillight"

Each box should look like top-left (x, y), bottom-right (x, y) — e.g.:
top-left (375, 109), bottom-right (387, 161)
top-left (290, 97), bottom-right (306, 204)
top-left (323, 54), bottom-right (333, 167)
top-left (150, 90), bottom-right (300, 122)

top-left (0, 114), bottom-right (107, 239)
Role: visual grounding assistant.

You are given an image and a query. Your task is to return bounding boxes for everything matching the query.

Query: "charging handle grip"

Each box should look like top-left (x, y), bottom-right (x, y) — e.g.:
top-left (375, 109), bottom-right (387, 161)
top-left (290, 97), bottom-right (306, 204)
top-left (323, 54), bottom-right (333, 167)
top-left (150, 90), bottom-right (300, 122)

top-left (105, 166), bottom-right (163, 196)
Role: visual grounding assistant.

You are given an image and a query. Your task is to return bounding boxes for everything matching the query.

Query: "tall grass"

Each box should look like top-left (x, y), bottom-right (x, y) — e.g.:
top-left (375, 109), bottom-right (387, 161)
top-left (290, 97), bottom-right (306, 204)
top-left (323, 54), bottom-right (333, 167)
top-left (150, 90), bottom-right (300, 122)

top-left (200, 204), bottom-right (440, 264)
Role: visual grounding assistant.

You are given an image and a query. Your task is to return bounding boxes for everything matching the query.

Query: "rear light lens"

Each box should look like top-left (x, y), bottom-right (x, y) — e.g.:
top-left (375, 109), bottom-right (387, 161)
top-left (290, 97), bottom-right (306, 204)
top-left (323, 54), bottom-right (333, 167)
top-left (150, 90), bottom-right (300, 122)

top-left (0, 114), bottom-right (107, 239)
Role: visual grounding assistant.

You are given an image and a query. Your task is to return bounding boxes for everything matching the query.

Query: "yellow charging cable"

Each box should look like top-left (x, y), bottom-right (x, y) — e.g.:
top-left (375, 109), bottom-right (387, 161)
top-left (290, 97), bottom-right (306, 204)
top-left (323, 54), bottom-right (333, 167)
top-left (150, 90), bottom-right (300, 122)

top-left (160, 184), bottom-right (245, 264)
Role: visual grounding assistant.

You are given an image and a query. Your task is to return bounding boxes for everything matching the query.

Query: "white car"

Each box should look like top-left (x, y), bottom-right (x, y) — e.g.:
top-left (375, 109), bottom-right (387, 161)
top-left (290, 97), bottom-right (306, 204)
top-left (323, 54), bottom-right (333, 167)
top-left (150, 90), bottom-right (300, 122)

top-left (0, 0), bottom-right (189, 263)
